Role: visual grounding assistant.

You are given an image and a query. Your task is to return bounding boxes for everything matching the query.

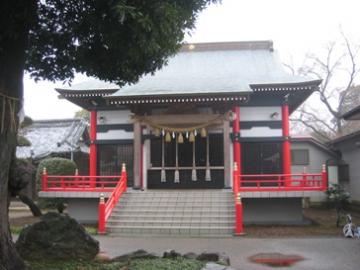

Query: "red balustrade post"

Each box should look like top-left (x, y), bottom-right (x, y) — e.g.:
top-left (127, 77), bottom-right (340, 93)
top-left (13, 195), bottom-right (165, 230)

top-left (98, 194), bottom-right (106, 234)
top-left (233, 162), bottom-right (239, 194)
top-left (41, 167), bottom-right (48, 191)
top-left (89, 110), bottom-right (97, 188)
top-left (121, 163), bottom-right (127, 192)
top-left (282, 100), bottom-right (291, 187)
top-left (322, 164), bottom-right (328, 191)
top-left (235, 192), bottom-right (244, 235)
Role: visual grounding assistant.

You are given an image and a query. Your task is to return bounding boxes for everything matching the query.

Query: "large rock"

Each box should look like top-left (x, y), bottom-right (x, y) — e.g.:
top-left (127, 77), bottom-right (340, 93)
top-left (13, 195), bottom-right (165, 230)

top-left (16, 212), bottom-right (99, 260)
top-left (163, 249), bottom-right (181, 259)
top-left (112, 249), bottom-right (158, 262)
top-left (197, 252), bottom-right (230, 266)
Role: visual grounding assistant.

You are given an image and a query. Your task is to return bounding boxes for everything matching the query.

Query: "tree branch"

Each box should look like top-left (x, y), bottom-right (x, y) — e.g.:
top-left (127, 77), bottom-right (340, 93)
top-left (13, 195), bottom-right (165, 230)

top-left (297, 108), bottom-right (337, 134)
top-left (291, 118), bottom-right (331, 141)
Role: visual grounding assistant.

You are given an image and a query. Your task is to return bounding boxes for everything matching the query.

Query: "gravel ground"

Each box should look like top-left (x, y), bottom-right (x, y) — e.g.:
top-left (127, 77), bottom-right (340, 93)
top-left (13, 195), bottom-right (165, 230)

top-left (96, 235), bottom-right (360, 270)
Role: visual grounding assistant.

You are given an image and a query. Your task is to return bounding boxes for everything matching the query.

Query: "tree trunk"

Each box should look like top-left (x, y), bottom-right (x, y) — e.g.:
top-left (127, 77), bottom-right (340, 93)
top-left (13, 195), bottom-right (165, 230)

top-left (18, 194), bottom-right (42, 217)
top-left (0, 2), bottom-right (36, 269)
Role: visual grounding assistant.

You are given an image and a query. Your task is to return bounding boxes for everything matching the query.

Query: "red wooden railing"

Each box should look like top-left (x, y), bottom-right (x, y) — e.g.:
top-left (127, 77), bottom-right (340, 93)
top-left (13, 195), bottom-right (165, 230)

top-left (41, 170), bottom-right (121, 192)
top-left (232, 163), bottom-right (328, 236)
top-left (236, 166), bottom-right (328, 192)
top-left (98, 163), bottom-right (127, 234)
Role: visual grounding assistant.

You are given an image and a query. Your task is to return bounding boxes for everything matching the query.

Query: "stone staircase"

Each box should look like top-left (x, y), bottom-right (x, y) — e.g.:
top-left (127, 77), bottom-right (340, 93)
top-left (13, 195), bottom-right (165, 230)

top-left (107, 190), bottom-right (235, 236)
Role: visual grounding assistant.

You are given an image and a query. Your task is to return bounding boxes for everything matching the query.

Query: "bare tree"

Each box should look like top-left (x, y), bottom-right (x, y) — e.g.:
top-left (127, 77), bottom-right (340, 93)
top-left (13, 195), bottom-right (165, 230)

top-left (290, 32), bottom-right (360, 141)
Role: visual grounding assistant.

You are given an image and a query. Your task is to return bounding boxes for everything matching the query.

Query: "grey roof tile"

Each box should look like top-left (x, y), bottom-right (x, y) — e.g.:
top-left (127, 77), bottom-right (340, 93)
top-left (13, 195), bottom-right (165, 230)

top-left (16, 118), bottom-right (89, 159)
top-left (110, 44), bottom-right (312, 97)
top-left (55, 41), bottom-right (315, 98)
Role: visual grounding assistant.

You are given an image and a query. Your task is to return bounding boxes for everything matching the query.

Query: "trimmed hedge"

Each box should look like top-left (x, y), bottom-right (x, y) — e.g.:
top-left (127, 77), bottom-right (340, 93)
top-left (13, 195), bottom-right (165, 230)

top-left (17, 135), bottom-right (31, 146)
top-left (36, 157), bottom-right (77, 185)
top-left (36, 157), bottom-right (77, 210)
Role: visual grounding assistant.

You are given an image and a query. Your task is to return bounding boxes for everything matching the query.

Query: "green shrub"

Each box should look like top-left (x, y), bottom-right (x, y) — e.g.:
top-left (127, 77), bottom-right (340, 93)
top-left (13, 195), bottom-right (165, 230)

top-left (325, 183), bottom-right (350, 227)
top-left (20, 116), bottom-right (33, 128)
top-left (36, 157), bottom-right (77, 210)
top-left (17, 135), bottom-right (31, 146)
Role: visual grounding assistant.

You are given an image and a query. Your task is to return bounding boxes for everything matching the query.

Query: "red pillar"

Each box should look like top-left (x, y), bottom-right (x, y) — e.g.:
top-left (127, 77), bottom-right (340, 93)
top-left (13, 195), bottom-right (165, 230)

top-left (282, 102), bottom-right (291, 186)
top-left (235, 193), bottom-right (244, 235)
top-left (232, 106), bottom-right (242, 176)
top-left (90, 110), bottom-right (97, 186)
top-left (233, 106), bottom-right (244, 235)
top-left (98, 194), bottom-right (106, 234)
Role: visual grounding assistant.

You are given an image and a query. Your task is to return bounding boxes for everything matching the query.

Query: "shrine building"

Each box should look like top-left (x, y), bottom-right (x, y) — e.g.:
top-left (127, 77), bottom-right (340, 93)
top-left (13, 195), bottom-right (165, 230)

top-left (40, 41), bottom-right (328, 235)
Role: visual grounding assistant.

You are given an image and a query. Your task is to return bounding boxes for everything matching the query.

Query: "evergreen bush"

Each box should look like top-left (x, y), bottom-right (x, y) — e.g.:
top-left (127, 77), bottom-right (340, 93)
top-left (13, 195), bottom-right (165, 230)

top-left (36, 157), bottom-right (77, 211)
top-left (17, 135), bottom-right (31, 147)
top-left (325, 183), bottom-right (350, 227)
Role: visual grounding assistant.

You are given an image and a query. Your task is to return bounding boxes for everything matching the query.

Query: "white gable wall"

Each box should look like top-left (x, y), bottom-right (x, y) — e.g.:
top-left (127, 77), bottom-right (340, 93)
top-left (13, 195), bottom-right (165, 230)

top-left (240, 106), bottom-right (282, 137)
top-left (96, 110), bottom-right (133, 140)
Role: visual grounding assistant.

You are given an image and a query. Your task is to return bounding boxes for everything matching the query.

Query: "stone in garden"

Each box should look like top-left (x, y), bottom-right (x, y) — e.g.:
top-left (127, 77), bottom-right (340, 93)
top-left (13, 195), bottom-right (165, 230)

top-left (15, 212), bottom-right (99, 260)
top-left (183, 252), bottom-right (198, 260)
top-left (217, 252), bottom-right (231, 266)
top-left (201, 262), bottom-right (236, 270)
top-left (197, 252), bottom-right (220, 262)
top-left (163, 249), bottom-right (181, 259)
top-left (112, 249), bottom-right (158, 262)
top-left (197, 252), bottom-right (230, 266)
top-left (95, 251), bottom-right (111, 261)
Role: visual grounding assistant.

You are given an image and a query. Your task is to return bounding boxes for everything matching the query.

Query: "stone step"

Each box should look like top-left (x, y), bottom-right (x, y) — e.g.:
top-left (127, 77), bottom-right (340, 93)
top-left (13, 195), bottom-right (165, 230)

top-left (120, 198), bottom-right (234, 203)
top-left (109, 212), bottom-right (234, 220)
top-left (115, 204), bottom-right (233, 210)
top-left (108, 190), bottom-right (234, 236)
top-left (115, 202), bottom-right (234, 209)
top-left (107, 225), bottom-right (234, 236)
top-left (122, 191), bottom-right (232, 195)
top-left (108, 220), bottom-right (235, 225)
top-left (119, 196), bottom-right (233, 200)
top-left (111, 209), bottom-right (235, 215)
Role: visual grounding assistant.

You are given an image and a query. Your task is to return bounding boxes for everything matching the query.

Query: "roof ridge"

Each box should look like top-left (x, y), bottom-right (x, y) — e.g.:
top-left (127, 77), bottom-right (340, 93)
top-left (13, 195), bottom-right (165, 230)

top-left (180, 40), bottom-right (273, 52)
top-left (31, 118), bottom-right (84, 123)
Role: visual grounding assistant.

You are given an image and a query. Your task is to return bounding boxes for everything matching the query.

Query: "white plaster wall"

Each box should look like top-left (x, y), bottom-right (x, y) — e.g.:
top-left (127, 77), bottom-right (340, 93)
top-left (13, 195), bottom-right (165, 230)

top-left (291, 141), bottom-right (336, 203)
top-left (240, 127), bottom-right (282, 137)
top-left (97, 129), bottom-right (133, 140)
top-left (291, 142), bottom-right (333, 174)
top-left (97, 110), bottom-right (133, 124)
top-left (240, 106), bottom-right (282, 121)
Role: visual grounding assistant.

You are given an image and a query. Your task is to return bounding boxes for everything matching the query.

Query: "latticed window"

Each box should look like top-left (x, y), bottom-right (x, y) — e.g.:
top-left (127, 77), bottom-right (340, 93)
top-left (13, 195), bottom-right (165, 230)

top-left (98, 144), bottom-right (134, 186)
top-left (242, 142), bottom-right (282, 174)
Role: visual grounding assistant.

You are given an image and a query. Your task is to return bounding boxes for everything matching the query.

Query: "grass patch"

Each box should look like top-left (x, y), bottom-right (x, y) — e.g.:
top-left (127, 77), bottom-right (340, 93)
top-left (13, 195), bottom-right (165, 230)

top-left (84, 226), bottom-right (98, 235)
top-left (26, 258), bottom-right (205, 270)
top-left (10, 225), bottom-right (23, 235)
top-left (130, 258), bottom-right (205, 270)
top-left (27, 260), bottom-right (126, 270)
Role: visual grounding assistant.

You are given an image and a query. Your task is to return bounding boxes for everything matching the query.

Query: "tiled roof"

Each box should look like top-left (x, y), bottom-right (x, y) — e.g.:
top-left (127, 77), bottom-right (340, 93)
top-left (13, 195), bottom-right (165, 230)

top-left (57, 80), bottom-right (119, 91)
top-left (56, 41), bottom-right (319, 98)
top-left (110, 41), bottom-right (315, 97)
top-left (16, 118), bottom-right (89, 159)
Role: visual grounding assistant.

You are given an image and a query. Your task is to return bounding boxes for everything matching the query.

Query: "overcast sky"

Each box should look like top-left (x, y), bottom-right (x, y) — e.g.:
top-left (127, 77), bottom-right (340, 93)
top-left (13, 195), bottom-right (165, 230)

top-left (23, 0), bottom-right (360, 120)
